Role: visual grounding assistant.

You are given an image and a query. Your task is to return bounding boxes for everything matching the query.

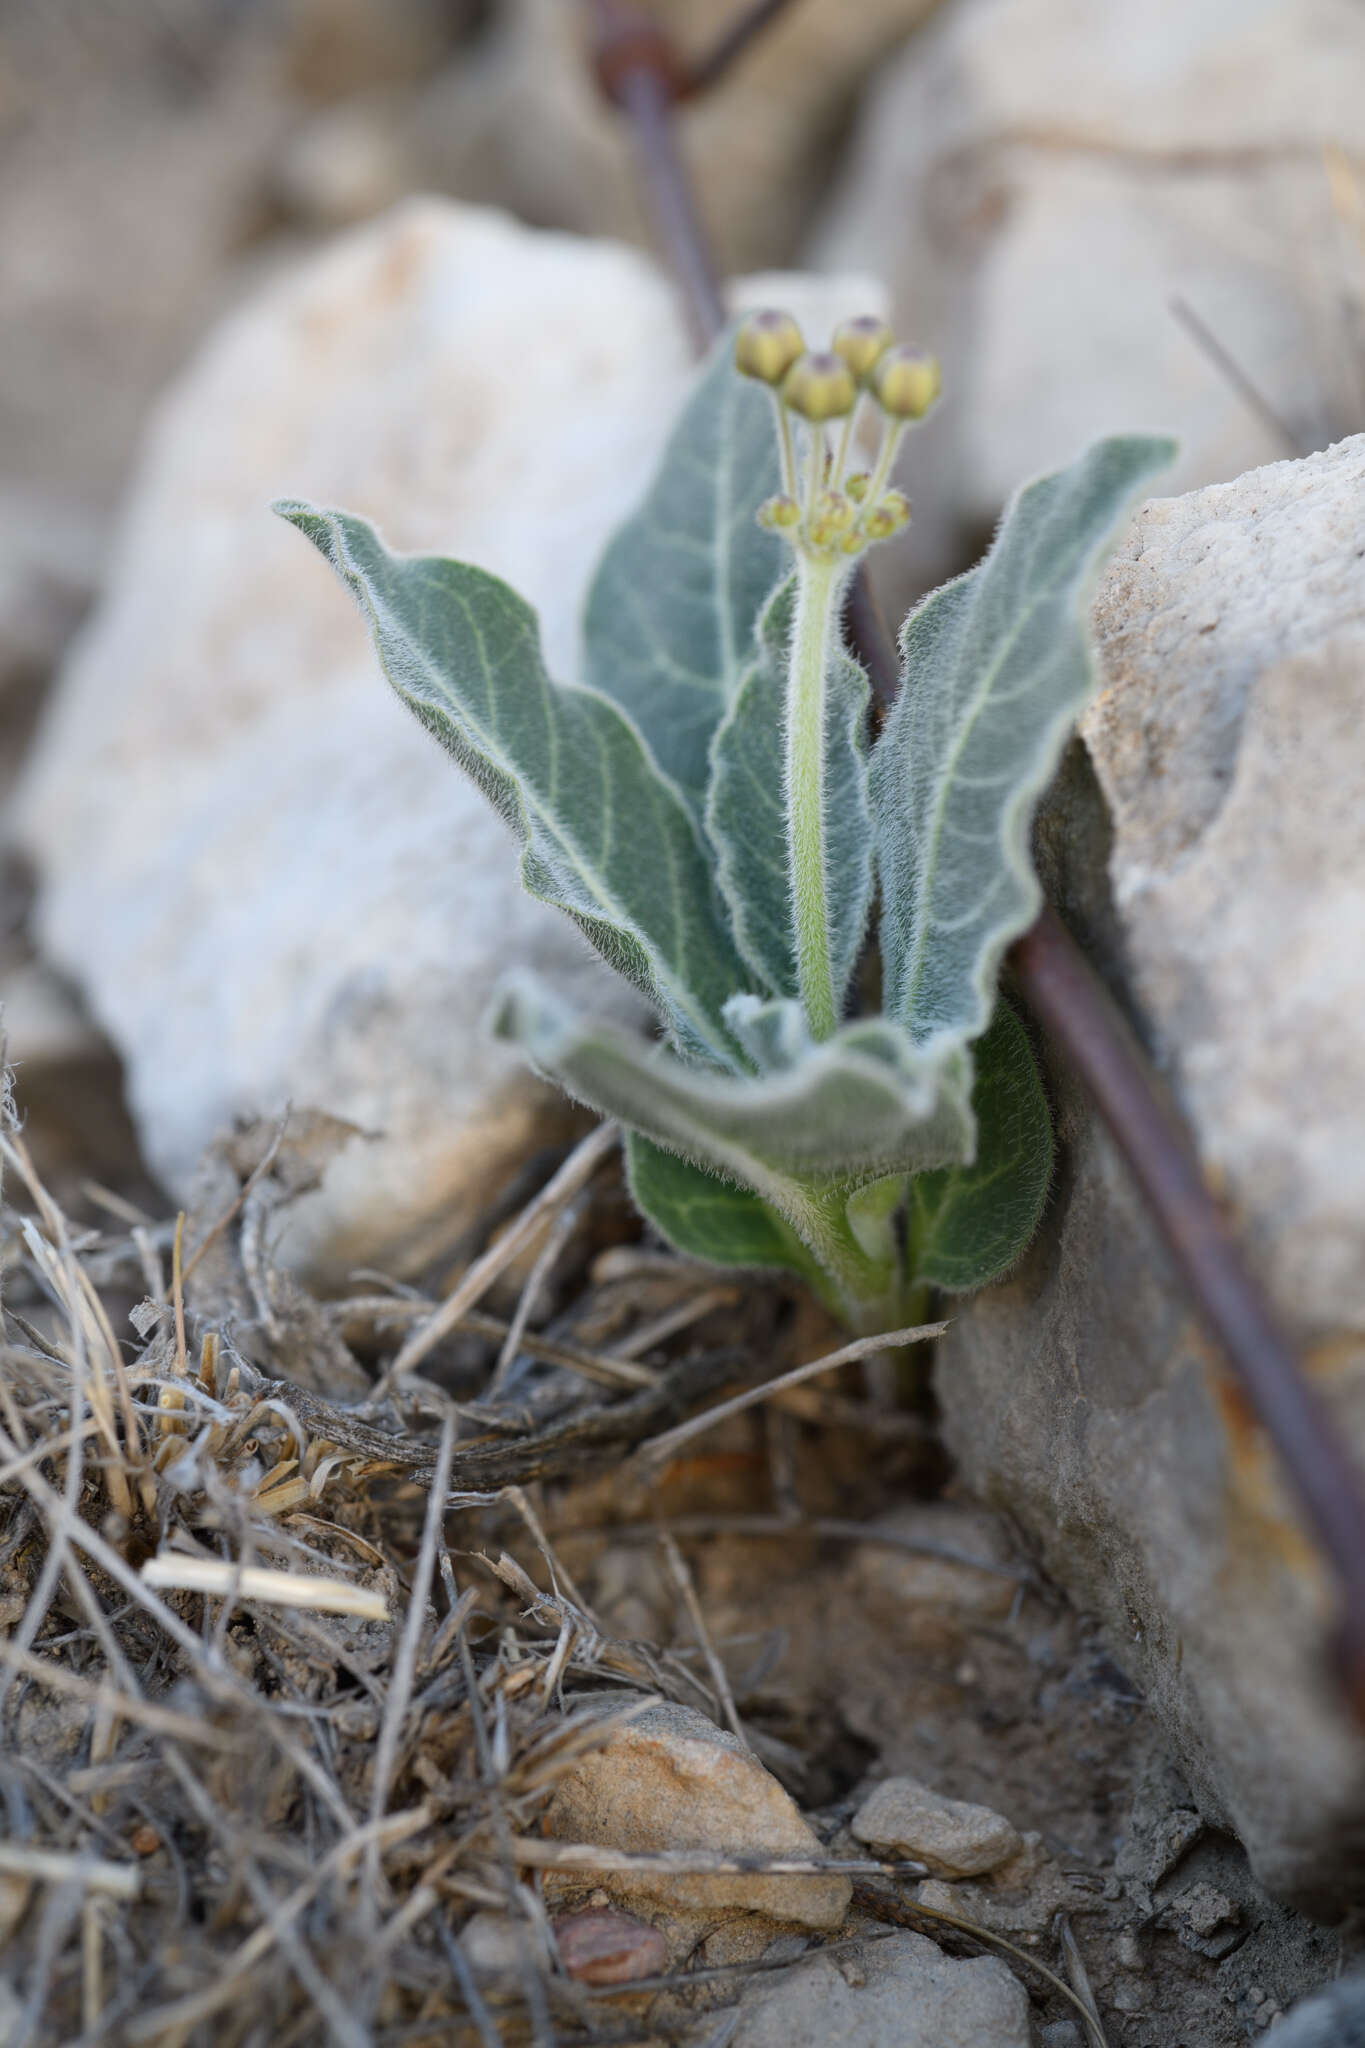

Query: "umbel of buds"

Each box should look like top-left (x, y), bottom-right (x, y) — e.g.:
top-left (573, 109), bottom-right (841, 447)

top-left (734, 308), bottom-right (939, 565)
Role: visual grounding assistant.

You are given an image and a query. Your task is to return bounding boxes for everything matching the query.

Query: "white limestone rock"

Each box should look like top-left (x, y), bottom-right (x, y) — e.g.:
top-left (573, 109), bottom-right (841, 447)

top-left (936, 435), bottom-right (1365, 1906)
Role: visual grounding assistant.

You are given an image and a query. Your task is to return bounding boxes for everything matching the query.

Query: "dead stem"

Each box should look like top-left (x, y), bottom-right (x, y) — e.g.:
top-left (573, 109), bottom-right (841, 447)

top-left (638, 1321), bottom-right (947, 1464)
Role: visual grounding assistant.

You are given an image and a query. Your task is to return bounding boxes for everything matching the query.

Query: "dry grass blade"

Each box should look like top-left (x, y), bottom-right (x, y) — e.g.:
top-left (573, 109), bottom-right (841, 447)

top-left (639, 1321), bottom-right (947, 1463)
top-left (510, 1840), bottom-right (929, 1878)
top-left (337, 1296), bottom-right (660, 1389)
top-left (660, 1530), bottom-right (749, 1750)
top-left (180, 1109), bottom-right (287, 1282)
top-left (1058, 1912), bottom-right (1113, 2048)
top-left (382, 1120), bottom-right (619, 1386)
top-left (0, 1642), bottom-right (251, 1749)
top-left (855, 1881), bottom-right (1113, 2042)
top-left (0, 1846), bottom-right (139, 1900)
top-left (366, 1413), bottom-right (455, 1901)
top-left (609, 1282), bottom-right (741, 1361)
top-left (121, 1806), bottom-right (435, 2044)
top-left (138, 1556), bottom-right (390, 1618)
top-left (489, 1190), bottom-right (586, 1392)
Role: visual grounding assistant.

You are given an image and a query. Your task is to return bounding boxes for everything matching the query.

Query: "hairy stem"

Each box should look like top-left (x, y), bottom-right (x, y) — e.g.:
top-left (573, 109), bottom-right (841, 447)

top-left (786, 550), bottom-right (849, 1041)
top-left (865, 416), bottom-right (906, 505)
top-left (785, 1180), bottom-right (905, 1332)
top-left (768, 391), bottom-right (798, 500)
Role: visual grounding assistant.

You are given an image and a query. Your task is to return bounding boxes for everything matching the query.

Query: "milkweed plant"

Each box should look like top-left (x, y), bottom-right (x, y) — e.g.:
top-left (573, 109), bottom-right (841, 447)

top-left (278, 311), bottom-right (1171, 1333)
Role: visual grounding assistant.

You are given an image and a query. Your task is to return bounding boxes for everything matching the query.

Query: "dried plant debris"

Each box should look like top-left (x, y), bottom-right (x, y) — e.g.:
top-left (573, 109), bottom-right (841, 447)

top-left (0, 1074), bottom-right (1356, 2044)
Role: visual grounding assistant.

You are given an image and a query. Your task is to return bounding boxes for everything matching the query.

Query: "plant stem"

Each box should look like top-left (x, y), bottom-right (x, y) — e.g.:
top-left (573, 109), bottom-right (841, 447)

top-left (768, 391), bottom-right (798, 500)
top-left (786, 549), bottom-right (848, 1042)
top-left (790, 1182), bottom-right (905, 1332)
top-left (865, 416), bottom-right (906, 505)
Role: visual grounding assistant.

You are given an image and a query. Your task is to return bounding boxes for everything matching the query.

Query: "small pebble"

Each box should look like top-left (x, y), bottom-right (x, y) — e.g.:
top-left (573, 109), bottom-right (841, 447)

top-left (853, 1773), bottom-right (1023, 1878)
top-left (553, 1907), bottom-right (669, 1986)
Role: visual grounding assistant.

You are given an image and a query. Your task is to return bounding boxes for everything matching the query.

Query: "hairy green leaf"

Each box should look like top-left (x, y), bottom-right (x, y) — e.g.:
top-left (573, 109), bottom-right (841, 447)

top-left (582, 332), bottom-right (782, 813)
top-left (706, 575), bottom-right (873, 1007)
top-left (908, 1001), bottom-right (1052, 1292)
top-left (490, 973), bottom-right (974, 1206)
top-left (625, 1133), bottom-right (817, 1278)
top-left (277, 502), bottom-right (751, 1070)
top-left (721, 992), bottom-right (809, 1073)
top-left (870, 435), bottom-right (1174, 1053)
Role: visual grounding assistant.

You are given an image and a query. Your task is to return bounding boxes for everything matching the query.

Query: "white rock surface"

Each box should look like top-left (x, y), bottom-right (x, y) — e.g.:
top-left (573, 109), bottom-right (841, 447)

top-left (728, 1929), bottom-right (1030, 2047)
top-left (543, 1698), bottom-right (850, 1928)
top-left (814, 0), bottom-right (1365, 596)
top-left (851, 1775), bottom-right (1022, 1878)
top-left (1085, 437), bottom-right (1365, 1325)
top-left (937, 435), bottom-right (1365, 1906)
top-left (11, 200), bottom-right (878, 1283)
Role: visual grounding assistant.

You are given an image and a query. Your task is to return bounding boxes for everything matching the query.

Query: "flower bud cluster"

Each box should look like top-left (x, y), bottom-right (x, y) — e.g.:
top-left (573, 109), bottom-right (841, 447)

top-left (734, 307), bottom-right (939, 564)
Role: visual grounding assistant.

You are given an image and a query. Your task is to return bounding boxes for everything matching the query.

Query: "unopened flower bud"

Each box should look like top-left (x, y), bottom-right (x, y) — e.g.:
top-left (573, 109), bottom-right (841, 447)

top-left (832, 316), bottom-right (893, 383)
top-left (757, 493), bottom-right (801, 530)
top-left (815, 489), bottom-right (854, 531)
top-left (735, 309), bottom-right (805, 386)
top-left (875, 347), bottom-right (941, 419)
top-left (844, 472), bottom-right (871, 503)
top-left (781, 351), bottom-right (857, 422)
top-left (864, 490), bottom-right (912, 540)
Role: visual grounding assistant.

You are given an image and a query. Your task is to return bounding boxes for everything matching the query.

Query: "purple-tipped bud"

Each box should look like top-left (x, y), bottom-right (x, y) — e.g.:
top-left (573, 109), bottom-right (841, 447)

top-left (864, 490), bottom-right (912, 540)
top-left (781, 351), bottom-right (857, 422)
top-left (832, 315), bottom-right (893, 383)
top-left (875, 347), bottom-right (941, 419)
top-left (735, 309), bottom-right (805, 385)
top-left (757, 493), bottom-right (801, 530)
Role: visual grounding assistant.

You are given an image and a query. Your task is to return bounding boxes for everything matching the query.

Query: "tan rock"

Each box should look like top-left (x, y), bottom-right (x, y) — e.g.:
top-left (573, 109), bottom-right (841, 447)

top-left (543, 1699), bottom-right (850, 1928)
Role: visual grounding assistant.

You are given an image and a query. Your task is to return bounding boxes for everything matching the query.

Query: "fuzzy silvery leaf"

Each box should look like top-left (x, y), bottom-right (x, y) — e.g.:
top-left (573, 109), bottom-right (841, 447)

top-left (706, 576), bottom-right (873, 1007)
top-left (582, 331), bottom-right (782, 813)
top-left (625, 1133), bottom-right (817, 1278)
top-left (870, 435), bottom-right (1174, 1053)
top-left (907, 1001), bottom-right (1053, 1292)
top-left (722, 992), bottom-right (810, 1073)
top-left (277, 503), bottom-right (752, 1071)
top-left (490, 973), bottom-right (975, 1204)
